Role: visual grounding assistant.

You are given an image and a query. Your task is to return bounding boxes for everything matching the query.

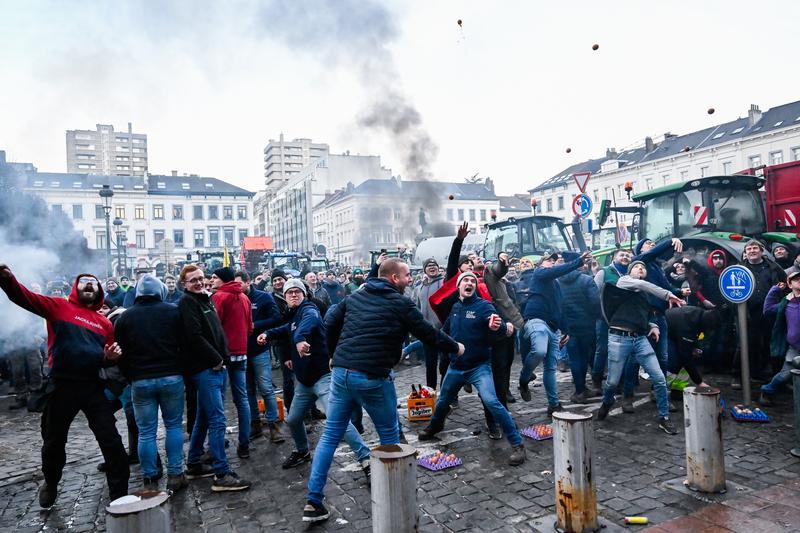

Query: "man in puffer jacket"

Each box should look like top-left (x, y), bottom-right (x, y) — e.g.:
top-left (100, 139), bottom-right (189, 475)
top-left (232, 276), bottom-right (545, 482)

top-left (413, 258), bottom-right (445, 388)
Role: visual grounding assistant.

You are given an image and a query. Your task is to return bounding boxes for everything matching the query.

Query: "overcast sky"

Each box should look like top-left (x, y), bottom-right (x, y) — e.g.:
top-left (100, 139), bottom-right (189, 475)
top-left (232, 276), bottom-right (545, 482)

top-left (1, 0), bottom-right (799, 195)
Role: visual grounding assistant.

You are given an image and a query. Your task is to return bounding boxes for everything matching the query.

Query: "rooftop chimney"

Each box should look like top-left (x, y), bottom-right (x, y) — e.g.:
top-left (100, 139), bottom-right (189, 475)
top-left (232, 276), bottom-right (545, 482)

top-left (606, 147), bottom-right (618, 158)
top-left (128, 122), bottom-right (132, 134)
top-left (664, 132), bottom-right (677, 139)
top-left (644, 137), bottom-right (654, 153)
top-left (0, 150), bottom-right (6, 164)
top-left (485, 177), bottom-right (495, 193)
top-left (748, 104), bottom-right (762, 127)
top-left (171, 170), bottom-right (178, 177)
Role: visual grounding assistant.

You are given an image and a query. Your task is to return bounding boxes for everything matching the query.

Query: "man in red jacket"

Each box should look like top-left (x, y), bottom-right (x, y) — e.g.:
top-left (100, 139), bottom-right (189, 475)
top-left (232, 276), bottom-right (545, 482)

top-left (0, 263), bottom-right (129, 508)
top-left (210, 267), bottom-right (254, 458)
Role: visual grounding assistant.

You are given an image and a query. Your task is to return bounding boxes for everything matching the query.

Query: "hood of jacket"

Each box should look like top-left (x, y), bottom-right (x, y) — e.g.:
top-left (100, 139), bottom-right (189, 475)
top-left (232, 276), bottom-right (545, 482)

top-left (215, 280), bottom-right (244, 295)
top-left (707, 249), bottom-right (727, 274)
top-left (634, 238), bottom-right (649, 256)
top-left (68, 273), bottom-right (105, 311)
top-left (135, 274), bottom-right (167, 302)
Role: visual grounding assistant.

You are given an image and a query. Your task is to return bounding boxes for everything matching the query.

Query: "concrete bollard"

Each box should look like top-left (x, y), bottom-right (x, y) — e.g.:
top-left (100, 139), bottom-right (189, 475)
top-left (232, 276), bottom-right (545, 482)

top-left (370, 443), bottom-right (418, 533)
top-left (552, 411), bottom-right (598, 533)
top-left (106, 490), bottom-right (172, 533)
top-left (792, 369), bottom-right (800, 458)
top-left (683, 386), bottom-right (726, 493)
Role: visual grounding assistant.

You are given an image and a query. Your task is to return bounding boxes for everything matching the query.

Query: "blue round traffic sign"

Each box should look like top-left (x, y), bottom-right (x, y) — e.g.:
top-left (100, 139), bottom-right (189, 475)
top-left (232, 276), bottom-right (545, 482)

top-left (719, 265), bottom-right (755, 304)
top-left (572, 194), bottom-right (593, 218)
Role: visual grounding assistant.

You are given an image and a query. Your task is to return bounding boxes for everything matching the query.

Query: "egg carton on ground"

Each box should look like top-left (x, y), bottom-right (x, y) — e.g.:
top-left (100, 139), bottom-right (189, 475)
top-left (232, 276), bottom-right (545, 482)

top-left (417, 454), bottom-right (462, 471)
top-left (521, 424), bottom-right (553, 441)
top-left (730, 406), bottom-right (769, 423)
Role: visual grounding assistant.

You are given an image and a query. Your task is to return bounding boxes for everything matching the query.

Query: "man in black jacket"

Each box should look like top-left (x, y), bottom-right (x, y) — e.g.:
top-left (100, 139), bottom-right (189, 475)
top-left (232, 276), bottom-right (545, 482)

top-left (115, 275), bottom-right (187, 492)
top-left (269, 269), bottom-right (295, 410)
top-left (178, 265), bottom-right (250, 492)
top-left (301, 258), bottom-right (463, 523)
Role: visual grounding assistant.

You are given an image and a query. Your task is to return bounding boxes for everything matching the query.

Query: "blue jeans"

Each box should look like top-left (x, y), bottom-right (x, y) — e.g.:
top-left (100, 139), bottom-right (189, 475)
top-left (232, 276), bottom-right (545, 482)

top-left (287, 373), bottom-right (370, 462)
top-left (520, 319), bottom-right (561, 407)
top-left (592, 320), bottom-right (608, 381)
top-left (131, 375), bottom-right (185, 477)
top-left (558, 344), bottom-right (569, 363)
top-left (247, 352), bottom-right (279, 424)
top-left (623, 315), bottom-right (669, 397)
top-left (307, 367), bottom-right (399, 505)
top-left (603, 333), bottom-right (669, 417)
top-left (431, 363), bottom-right (522, 447)
top-left (567, 329), bottom-right (595, 394)
top-left (225, 360), bottom-right (251, 446)
top-left (762, 347), bottom-right (798, 395)
top-left (188, 368), bottom-right (230, 475)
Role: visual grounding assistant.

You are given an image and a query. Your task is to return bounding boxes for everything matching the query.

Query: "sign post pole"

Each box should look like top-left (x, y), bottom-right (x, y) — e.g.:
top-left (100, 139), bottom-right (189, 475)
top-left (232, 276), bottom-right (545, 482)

top-left (719, 265), bottom-right (755, 406)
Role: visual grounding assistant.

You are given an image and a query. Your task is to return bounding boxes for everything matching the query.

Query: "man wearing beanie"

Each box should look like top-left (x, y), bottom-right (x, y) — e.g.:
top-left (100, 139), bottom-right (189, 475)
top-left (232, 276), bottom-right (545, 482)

top-left (269, 269), bottom-right (295, 409)
top-left (596, 260), bottom-right (684, 434)
top-left (413, 258), bottom-right (446, 388)
top-left (419, 270), bottom-right (526, 465)
top-left (517, 250), bottom-right (592, 413)
top-left (210, 267), bottom-right (254, 458)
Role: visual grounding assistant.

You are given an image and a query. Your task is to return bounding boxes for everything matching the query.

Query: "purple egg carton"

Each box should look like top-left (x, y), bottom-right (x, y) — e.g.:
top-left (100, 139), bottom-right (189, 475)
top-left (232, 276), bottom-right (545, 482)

top-left (521, 424), bottom-right (553, 441)
top-left (730, 407), bottom-right (769, 423)
top-left (417, 454), bottom-right (462, 471)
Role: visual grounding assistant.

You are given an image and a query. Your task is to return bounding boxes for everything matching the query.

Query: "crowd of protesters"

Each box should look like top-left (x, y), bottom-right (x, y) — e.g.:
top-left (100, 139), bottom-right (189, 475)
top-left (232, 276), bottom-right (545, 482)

top-left (0, 227), bottom-right (798, 523)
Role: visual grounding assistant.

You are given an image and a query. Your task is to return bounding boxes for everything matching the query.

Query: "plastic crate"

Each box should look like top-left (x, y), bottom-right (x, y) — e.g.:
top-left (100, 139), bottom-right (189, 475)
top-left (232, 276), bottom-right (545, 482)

top-left (730, 406), bottom-right (769, 423)
top-left (408, 393), bottom-right (436, 422)
top-left (522, 424), bottom-right (553, 441)
top-left (417, 453), bottom-right (462, 471)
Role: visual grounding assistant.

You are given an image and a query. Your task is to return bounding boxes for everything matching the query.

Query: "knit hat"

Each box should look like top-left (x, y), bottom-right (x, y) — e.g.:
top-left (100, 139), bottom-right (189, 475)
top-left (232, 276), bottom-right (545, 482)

top-left (457, 255), bottom-right (471, 268)
top-left (271, 269), bottom-right (287, 281)
top-left (423, 257), bottom-right (439, 269)
top-left (212, 267), bottom-right (235, 283)
top-left (352, 268), bottom-right (364, 275)
top-left (628, 260), bottom-right (646, 274)
top-left (283, 278), bottom-right (307, 295)
top-left (634, 238), bottom-right (654, 256)
top-left (771, 242), bottom-right (789, 253)
top-left (457, 270), bottom-right (478, 287)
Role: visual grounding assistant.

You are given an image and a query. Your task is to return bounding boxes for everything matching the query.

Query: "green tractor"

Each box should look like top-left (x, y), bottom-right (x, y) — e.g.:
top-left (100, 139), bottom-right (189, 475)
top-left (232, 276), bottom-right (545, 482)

top-left (482, 215), bottom-right (584, 263)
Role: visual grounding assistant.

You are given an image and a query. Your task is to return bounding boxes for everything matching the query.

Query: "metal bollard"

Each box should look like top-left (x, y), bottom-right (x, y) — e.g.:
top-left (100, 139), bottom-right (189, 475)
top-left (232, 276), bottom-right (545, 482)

top-left (552, 411), bottom-right (599, 533)
top-left (683, 386), bottom-right (726, 493)
top-left (370, 443), bottom-right (418, 533)
top-left (792, 369), bottom-right (800, 458)
top-left (106, 491), bottom-right (172, 533)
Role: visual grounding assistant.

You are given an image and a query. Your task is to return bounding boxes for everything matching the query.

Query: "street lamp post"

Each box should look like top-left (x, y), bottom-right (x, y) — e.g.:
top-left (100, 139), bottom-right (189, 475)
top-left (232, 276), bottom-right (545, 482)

top-left (99, 185), bottom-right (114, 278)
top-left (113, 217), bottom-right (124, 277)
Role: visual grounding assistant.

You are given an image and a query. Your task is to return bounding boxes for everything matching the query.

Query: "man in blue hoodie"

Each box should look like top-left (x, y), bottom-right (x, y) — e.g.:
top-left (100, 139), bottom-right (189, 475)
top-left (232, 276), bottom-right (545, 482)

top-left (418, 271), bottom-right (526, 466)
top-left (321, 270), bottom-right (345, 305)
top-left (256, 279), bottom-right (371, 478)
top-left (518, 250), bottom-right (592, 413)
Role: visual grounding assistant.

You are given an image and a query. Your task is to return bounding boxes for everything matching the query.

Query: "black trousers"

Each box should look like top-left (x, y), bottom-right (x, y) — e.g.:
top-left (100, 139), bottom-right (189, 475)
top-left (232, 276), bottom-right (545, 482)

top-left (42, 381), bottom-right (129, 499)
top-left (483, 335), bottom-right (515, 428)
top-left (424, 343), bottom-right (449, 390)
top-left (185, 377), bottom-right (197, 436)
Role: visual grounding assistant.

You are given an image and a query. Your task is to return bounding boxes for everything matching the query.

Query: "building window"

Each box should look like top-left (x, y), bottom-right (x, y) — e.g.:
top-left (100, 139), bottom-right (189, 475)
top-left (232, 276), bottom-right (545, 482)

top-left (546, 198), bottom-right (553, 212)
top-left (135, 231), bottom-right (146, 249)
top-left (769, 151), bottom-right (783, 165)
top-left (722, 161), bottom-right (732, 175)
top-left (699, 166), bottom-right (709, 177)
top-left (223, 205), bottom-right (233, 220)
top-left (480, 209), bottom-right (487, 221)
top-left (193, 205), bottom-right (203, 220)
top-left (209, 229), bottom-right (220, 247)
top-left (96, 231), bottom-right (107, 249)
top-left (154, 230), bottom-right (165, 246)
top-left (171, 205), bottom-right (183, 220)
top-left (238, 229), bottom-right (248, 244)
top-left (194, 230), bottom-right (204, 247)
top-left (134, 205), bottom-right (145, 220)
top-left (153, 204), bottom-right (164, 220)
top-left (95, 204), bottom-right (104, 219)
top-left (208, 206), bottom-right (219, 220)
top-left (661, 174), bottom-right (670, 185)
top-left (469, 209), bottom-right (476, 221)
top-left (557, 197), bottom-right (564, 210)
top-left (604, 187), bottom-right (611, 200)
top-left (457, 209), bottom-right (465, 220)
top-left (114, 205), bottom-right (125, 219)
top-left (792, 147), bottom-right (800, 161)
top-left (72, 204), bottom-right (83, 219)
top-left (592, 190), bottom-right (599, 202)
top-left (645, 178), bottom-right (653, 190)
top-left (748, 154), bottom-right (761, 167)
top-left (52, 204), bottom-right (62, 215)
top-left (173, 230), bottom-right (184, 247)
top-left (679, 170), bottom-right (689, 181)
top-left (447, 208), bottom-right (454, 221)
top-left (237, 205), bottom-right (247, 219)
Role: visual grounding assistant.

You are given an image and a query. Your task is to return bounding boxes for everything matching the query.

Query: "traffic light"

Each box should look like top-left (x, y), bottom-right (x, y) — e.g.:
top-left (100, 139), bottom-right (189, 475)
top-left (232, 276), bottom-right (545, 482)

top-left (597, 199), bottom-right (611, 226)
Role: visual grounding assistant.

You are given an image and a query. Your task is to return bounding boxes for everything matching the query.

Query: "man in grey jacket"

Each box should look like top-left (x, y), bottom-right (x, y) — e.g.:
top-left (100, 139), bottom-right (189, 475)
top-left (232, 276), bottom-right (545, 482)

top-left (413, 258), bottom-right (446, 389)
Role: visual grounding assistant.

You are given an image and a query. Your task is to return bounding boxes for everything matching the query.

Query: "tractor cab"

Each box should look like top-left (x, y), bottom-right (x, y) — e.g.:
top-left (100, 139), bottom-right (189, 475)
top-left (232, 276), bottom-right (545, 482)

top-left (483, 215), bottom-right (577, 263)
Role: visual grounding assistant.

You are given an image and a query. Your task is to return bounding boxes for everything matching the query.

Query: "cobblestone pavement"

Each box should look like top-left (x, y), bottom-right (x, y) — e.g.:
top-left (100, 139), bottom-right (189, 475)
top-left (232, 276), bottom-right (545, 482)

top-left (1, 360), bottom-right (798, 532)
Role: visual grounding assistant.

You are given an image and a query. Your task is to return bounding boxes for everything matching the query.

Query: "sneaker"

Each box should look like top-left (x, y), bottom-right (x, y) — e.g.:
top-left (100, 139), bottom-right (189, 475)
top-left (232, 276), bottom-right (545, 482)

top-left (418, 425), bottom-right (441, 441)
top-left (519, 380), bottom-right (532, 402)
top-left (185, 462), bottom-right (215, 479)
top-left (237, 444), bottom-right (250, 459)
top-left (250, 421), bottom-right (264, 440)
top-left (622, 397), bottom-right (635, 413)
top-left (360, 459), bottom-right (371, 485)
top-left (269, 422), bottom-right (285, 444)
top-left (486, 423), bottom-right (502, 440)
top-left (658, 417), bottom-right (678, 435)
top-left (142, 477), bottom-right (159, 491)
top-left (508, 444), bottom-right (526, 466)
top-left (758, 393), bottom-right (774, 407)
top-left (464, 383), bottom-right (473, 394)
top-left (167, 474), bottom-right (188, 492)
top-left (302, 501), bottom-right (330, 522)
top-left (282, 450), bottom-right (311, 469)
top-left (38, 483), bottom-right (57, 508)
top-left (557, 361), bottom-right (569, 373)
top-left (596, 402), bottom-right (611, 421)
top-left (211, 472), bottom-right (251, 492)
top-left (570, 391), bottom-right (590, 404)
top-left (547, 403), bottom-right (564, 416)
